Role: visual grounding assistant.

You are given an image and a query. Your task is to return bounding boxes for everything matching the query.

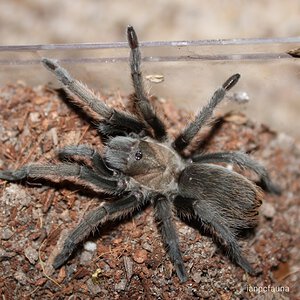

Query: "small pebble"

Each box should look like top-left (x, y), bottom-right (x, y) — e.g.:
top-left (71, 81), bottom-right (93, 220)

top-left (29, 112), bottom-right (40, 122)
top-left (178, 226), bottom-right (192, 236)
top-left (142, 242), bottom-right (153, 252)
top-left (0, 248), bottom-right (16, 261)
top-left (132, 249), bottom-right (148, 264)
top-left (115, 278), bottom-right (127, 291)
top-left (123, 256), bottom-right (133, 281)
top-left (24, 246), bottom-right (39, 264)
top-left (1, 228), bottom-right (14, 240)
top-left (57, 267), bottom-right (67, 283)
top-left (14, 270), bottom-right (27, 285)
top-left (83, 241), bottom-right (97, 252)
top-left (86, 278), bottom-right (102, 295)
top-left (112, 237), bottom-right (123, 245)
top-left (261, 202), bottom-right (276, 219)
top-left (80, 250), bottom-right (93, 265)
top-left (192, 272), bottom-right (202, 283)
top-left (49, 127), bottom-right (58, 145)
top-left (60, 209), bottom-right (71, 222)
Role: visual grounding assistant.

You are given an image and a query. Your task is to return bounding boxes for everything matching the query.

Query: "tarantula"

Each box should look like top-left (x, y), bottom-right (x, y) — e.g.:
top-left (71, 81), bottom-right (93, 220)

top-left (0, 26), bottom-right (279, 282)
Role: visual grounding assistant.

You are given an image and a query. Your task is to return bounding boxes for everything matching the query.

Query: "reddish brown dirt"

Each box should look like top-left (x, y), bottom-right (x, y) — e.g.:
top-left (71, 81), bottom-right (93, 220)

top-left (0, 83), bottom-right (299, 299)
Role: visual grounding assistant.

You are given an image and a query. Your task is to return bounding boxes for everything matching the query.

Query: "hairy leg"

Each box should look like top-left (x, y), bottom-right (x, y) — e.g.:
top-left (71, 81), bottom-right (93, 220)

top-left (153, 195), bottom-right (187, 282)
top-left (54, 191), bottom-right (146, 268)
top-left (42, 58), bottom-right (146, 135)
top-left (174, 196), bottom-right (256, 275)
top-left (127, 26), bottom-right (167, 140)
top-left (192, 151), bottom-right (281, 194)
top-left (0, 163), bottom-right (122, 194)
top-left (172, 74), bottom-right (240, 152)
top-left (58, 145), bottom-right (114, 177)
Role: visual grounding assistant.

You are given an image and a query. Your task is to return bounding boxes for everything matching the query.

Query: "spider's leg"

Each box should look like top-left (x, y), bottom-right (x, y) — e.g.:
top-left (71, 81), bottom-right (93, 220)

top-left (58, 145), bottom-right (113, 177)
top-left (53, 191), bottom-right (146, 268)
top-left (127, 26), bottom-right (167, 141)
top-left (175, 163), bottom-right (263, 274)
top-left (42, 58), bottom-right (146, 135)
top-left (172, 74), bottom-right (240, 152)
top-left (153, 195), bottom-right (188, 282)
top-left (0, 163), bottom-right (122, 194)
top-left (174, 196), bottom-right (256, 275)
top-left (192, 151), bottom-right (281, 194)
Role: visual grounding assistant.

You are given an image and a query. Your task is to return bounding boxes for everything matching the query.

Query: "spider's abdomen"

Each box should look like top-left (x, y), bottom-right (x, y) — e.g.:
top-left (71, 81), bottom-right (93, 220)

top-left (105, 136), bottom-right (184, 192)
top-left (178, 163), bottom-right (263, 229)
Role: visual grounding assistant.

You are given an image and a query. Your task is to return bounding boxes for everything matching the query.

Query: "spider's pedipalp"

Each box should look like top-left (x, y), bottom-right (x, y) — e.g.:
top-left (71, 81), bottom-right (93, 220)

top-left (192, 151), bottom-right (281, 195)
top-left (153, 195), bottom-right (188, 282)
top-left (127, 26), bottom-right (167, 141)
top-left (58, 145), bottom-right (114, 177)
top-left (42, 58), bottom-right (146, 136)
top-left (172, 74), bottom-right (241, 152)
top-left (53, 191), bottom-right (147, 269)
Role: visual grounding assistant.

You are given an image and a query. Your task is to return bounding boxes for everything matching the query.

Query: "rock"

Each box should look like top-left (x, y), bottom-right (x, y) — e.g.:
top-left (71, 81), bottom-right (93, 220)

top-left (115, 278), bottom-right (127, 291)
top-left (1, 228), bottom-right (14, 240)
top-left (261, 202), bottom-right (276, 219)
top-left (80, 250), bottom-right (93, 265)
top-left (83, 241), bottom-right (97, 252)
top-left (132, 249), bottom-right (148, 264)
top-left (24, 246), bottom-right (39, 264)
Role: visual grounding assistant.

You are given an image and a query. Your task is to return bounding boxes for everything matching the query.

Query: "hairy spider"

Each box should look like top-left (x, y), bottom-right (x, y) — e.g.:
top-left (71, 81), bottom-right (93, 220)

top-left (0, 26), bottom-right (280, 282)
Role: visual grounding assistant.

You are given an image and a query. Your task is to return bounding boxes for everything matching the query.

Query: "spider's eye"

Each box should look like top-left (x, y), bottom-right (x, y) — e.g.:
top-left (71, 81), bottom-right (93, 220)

top-left (135, 150), bottom-right (143, 161)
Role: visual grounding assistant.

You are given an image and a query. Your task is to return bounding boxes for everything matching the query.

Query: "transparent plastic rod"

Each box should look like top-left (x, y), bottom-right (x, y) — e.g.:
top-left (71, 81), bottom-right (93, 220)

top-left (0, 36), bottom-right (299, 65)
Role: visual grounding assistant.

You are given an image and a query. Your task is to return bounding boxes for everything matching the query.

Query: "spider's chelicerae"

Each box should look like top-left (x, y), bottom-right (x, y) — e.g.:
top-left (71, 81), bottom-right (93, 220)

top-left (0, 26), bottom-right (280, 282)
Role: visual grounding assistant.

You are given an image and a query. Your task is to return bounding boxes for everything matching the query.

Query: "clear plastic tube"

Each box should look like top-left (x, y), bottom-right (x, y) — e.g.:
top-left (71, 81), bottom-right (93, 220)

top-left (0, 36), bottom-right (299, 65)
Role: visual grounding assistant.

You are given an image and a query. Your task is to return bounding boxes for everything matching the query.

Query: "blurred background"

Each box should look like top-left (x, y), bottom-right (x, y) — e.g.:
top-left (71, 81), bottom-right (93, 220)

top-left (0, 0), bottom-right (300, 139)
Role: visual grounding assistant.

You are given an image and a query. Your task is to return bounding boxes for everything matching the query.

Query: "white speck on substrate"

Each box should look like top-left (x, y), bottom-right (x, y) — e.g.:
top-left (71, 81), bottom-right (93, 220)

top-left (83, 241), bottom-right (97, 252)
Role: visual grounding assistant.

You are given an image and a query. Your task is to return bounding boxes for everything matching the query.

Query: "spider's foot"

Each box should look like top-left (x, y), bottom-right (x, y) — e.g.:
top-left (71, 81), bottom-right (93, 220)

top-left (53, 238), bottom-right (76, 269)
top-left (237, 256), bottom-right (258, 276)
top-left (42, 57), bottom-right (73, 86)
top-left (174, 261), bottom-right (188, 283)
top-left (41, 57), bottom-right (58, 71)
top-left (262, 179), bottom-right (282, 196)
top-left (0, 169), bottom-right (27, 181)
top-left (53, 248), bottom-right (73, 269)
top-left (223, 74), bottom-right (241, 91)
top-left (127, 25), bottom-right (138, 49)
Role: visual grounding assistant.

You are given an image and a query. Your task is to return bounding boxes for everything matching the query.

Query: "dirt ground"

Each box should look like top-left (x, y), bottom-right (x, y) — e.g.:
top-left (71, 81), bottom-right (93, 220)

top-left (0, 82), bottom-right (299, 299)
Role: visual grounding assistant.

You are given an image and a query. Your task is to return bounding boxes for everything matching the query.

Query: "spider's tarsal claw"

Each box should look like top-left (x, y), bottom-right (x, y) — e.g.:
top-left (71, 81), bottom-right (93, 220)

top-left (127, 25), bottom-right (139, 49)
top-left (223, 73), bottom-right (241, 91)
